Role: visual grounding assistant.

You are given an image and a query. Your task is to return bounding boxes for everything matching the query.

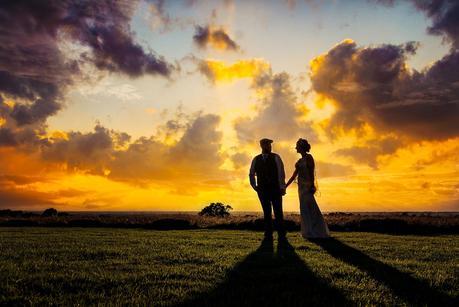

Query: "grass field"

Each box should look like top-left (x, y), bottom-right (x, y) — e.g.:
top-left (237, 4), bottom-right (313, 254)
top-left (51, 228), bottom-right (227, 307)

top-left (0, 228), bottom-right (457, 306)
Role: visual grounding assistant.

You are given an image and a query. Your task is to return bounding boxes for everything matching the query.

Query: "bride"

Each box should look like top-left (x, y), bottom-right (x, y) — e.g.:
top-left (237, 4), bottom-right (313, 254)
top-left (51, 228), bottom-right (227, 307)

top-left (286, 138), bottom-right (330, 239)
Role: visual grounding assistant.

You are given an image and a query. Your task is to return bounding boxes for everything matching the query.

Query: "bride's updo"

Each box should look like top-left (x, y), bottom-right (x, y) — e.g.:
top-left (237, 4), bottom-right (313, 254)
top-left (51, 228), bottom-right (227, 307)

top-left (296, 138), bottom-right (311, 153)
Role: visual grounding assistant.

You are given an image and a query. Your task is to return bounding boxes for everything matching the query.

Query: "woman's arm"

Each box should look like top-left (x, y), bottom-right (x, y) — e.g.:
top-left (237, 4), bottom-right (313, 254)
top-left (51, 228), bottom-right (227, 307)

top-left (285, 169), bottom-right (298, 188)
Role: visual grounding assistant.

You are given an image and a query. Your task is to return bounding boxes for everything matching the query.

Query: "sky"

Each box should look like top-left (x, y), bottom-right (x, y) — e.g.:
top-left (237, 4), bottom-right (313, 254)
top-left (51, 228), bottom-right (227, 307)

top-left (0, 0), bottom-right (458, 212)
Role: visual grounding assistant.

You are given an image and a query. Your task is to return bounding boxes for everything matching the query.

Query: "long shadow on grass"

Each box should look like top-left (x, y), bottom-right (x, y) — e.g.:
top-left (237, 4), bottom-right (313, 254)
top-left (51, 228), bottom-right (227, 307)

top-left (175, 237), bottom-right (351, 307)
top-left (312, 238), bottom-right (457, 306)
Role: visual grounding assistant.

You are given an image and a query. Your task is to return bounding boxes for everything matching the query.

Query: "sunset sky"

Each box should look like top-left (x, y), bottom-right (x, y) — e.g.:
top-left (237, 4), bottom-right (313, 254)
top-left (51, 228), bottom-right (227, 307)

top-left (0, 0), bottom-right (458, 212)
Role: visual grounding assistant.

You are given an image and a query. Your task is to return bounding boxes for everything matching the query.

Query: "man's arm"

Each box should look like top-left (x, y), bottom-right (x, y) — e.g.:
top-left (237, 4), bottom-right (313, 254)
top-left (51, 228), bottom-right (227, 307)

top-left (249, 157), bottom-right (257, 190)
top-left (274, 154), bottom-right (286, 191)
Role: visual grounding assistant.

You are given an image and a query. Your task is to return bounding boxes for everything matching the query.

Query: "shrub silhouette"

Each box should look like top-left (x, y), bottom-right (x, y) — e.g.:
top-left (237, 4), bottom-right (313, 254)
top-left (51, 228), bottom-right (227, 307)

top-left (199, 202), bottom-right (232, 217)
top-left (42, 208), bottom-right (58, 217)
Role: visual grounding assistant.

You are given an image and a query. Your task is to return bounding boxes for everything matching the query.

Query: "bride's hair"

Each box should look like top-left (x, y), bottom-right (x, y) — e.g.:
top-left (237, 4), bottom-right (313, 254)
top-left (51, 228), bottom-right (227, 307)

top-left (296, 138), bottom-right (311, 153)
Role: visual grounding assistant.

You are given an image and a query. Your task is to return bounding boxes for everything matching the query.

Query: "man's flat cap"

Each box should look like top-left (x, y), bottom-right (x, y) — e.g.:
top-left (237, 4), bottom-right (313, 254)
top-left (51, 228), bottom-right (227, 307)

top-left (259, 138), bottom-right (273, 145)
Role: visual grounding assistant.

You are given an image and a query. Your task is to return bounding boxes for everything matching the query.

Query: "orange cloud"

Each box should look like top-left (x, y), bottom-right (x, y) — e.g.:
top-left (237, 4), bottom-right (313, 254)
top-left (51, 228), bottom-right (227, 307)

top-left (198, 59), bottom-right (270, 83)
top-left (309, 39), bottom-right (459, 141)
top-left (2, 112), bottom-right (233, 192)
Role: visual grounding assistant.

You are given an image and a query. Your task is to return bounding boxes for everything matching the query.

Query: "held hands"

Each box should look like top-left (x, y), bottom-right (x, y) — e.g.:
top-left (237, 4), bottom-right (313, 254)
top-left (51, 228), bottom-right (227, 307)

top-left (252, 185), bottom-right (287, 196)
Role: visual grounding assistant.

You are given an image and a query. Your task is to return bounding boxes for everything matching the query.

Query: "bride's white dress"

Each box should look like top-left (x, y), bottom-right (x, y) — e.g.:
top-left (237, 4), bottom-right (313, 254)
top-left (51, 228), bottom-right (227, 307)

top-left (296, 157), bottom-right (330, 239)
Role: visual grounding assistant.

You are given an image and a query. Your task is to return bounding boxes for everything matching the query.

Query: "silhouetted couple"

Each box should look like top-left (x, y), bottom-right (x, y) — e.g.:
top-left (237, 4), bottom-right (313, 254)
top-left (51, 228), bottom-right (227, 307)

top-left (249, 138), bottom-right (329, 240)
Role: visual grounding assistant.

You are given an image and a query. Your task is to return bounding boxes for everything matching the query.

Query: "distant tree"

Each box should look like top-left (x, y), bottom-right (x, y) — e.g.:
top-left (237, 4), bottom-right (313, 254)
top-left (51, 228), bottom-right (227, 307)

top-left (42, 208), bottom-right (58, 217)
top-left (199, 202), bottom-right (233, 217)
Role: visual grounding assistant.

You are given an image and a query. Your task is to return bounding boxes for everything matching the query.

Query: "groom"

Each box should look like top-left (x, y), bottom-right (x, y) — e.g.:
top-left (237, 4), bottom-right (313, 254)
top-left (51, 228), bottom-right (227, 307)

top-left (249, 138), bottom-right (286, 239)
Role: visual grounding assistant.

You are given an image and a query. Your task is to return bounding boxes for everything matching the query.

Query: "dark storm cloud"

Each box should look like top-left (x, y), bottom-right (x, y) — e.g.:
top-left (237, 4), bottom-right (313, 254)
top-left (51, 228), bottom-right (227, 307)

top-left (0, 125), bottom-right (49, 149)
top-left (10, 99), bottom-right (61, 126)
top-left (311, 36), bottom-right (459, 167)
top-left (374, 0), bottom-right (459, 49)
top-left (78, 25), bottom-right (172, 77)
top-left (0, 71), bottom-right (63, 126)
top-left (411, 0), bottom-right (459, 49)
top-left (0, 0), bottom-right (172, 78)
top-left (193, 25), bottom-right (240, 51)
top-left (310, 39), bottom-right (459, 141)
top-left (0, 71), bottom-right (60, 103)
top-left (0, 98), bottom-right (51, 147)
top-left (0, 0), bottom-right (173, 132)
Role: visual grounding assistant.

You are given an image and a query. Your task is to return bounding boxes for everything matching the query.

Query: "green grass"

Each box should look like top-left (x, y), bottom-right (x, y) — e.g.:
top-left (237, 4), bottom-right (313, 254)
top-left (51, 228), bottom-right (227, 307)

top-left (0, 228), bottom-right (457, 306)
